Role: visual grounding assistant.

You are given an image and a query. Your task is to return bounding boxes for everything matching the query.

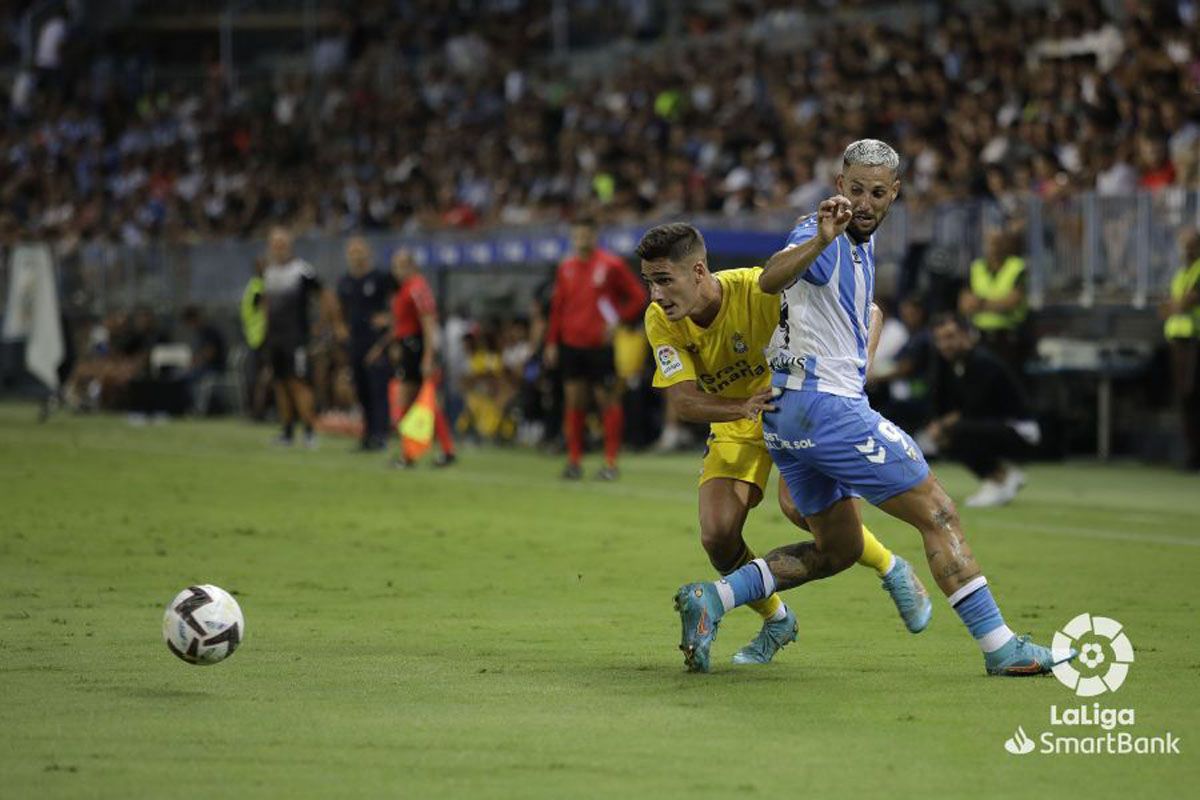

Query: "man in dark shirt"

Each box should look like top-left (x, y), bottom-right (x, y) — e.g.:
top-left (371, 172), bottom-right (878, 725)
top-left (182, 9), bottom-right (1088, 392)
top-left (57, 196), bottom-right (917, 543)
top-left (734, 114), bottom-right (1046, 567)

top-left (335, 237), bottom-right (395, 450)
top-left (263, 226), bottom-right (342, 447)
top-left (921, 312), bottom-right (1040, 508)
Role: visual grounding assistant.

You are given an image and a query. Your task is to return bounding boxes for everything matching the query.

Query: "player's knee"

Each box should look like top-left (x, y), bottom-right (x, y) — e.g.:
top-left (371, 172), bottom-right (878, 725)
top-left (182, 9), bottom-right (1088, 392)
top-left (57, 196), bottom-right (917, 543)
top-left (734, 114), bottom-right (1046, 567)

top-left (923, 497), bottom-right (961, 536)
top-left (698, 525), bottom-right (740, 568)
top-left (931, 485), bottom-right (961, 530)
top-left (908, 479), bottom-right (961, 535)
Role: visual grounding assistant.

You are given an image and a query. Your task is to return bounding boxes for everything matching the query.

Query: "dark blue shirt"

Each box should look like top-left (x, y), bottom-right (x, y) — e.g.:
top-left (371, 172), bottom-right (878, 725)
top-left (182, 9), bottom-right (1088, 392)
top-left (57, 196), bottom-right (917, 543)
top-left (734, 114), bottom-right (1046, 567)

top-left (337, 269), bottom-right (396, 350)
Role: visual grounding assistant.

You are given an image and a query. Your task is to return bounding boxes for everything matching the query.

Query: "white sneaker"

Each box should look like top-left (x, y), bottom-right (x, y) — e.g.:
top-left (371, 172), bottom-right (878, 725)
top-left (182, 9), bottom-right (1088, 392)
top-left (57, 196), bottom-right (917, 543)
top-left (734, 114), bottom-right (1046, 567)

top-left (965, 479), bottom-right (1015, 508)
top-left (1001, 463), bottom-right (1026, 496)
top-left (653, 425), bottom-right (685, 453)
top-left (914, 429), bottom-right (939, 457)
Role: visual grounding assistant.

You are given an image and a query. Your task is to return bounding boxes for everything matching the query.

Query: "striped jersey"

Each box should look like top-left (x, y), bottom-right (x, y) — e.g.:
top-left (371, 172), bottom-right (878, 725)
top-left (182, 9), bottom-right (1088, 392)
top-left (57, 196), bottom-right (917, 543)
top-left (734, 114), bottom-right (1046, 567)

top-left (767, 215), bottom-right (875, 398)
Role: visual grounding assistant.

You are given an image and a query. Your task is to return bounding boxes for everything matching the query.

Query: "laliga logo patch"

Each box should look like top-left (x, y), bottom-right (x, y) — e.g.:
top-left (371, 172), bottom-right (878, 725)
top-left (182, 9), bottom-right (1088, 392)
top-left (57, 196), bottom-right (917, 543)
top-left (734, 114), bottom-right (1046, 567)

top-left (1052, 613), bottom-right (1135, 697)
top-left (656, 345), bottom-right (684, 378)
top-left (731, 332), bottom-right (747, 354)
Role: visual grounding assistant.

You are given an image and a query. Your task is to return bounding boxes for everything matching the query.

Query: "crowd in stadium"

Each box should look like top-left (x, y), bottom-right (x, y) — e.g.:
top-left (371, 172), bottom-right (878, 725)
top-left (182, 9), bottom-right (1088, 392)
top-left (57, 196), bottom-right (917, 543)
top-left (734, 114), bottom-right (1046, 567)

top-left (6, 1), bottom-right (1199, 473)
top-left (2, 0), bottom-right (1198, 247)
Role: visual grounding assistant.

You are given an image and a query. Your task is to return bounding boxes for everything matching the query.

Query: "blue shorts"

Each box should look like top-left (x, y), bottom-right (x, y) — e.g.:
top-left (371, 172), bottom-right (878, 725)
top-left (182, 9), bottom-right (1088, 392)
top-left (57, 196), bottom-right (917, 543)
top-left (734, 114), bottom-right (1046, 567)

top-left (762, 389), bottom-right (929, 517)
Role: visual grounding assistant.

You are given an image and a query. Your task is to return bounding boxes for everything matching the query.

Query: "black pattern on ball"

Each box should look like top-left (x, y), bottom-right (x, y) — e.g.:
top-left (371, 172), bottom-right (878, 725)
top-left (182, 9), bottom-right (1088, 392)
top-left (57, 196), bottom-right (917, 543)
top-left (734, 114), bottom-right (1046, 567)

top-left (173, 586), bottom-right (212, 636)
top-left (203, 622), bottom-right (241, 656)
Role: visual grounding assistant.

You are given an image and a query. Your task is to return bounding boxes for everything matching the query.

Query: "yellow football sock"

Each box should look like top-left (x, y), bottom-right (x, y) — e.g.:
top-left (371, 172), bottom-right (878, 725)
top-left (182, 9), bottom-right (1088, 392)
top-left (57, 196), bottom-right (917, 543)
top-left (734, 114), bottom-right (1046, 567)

top-left (723, 543), bottom-right (784, 621)
top-left (857, 524), bottom-right (895, 576)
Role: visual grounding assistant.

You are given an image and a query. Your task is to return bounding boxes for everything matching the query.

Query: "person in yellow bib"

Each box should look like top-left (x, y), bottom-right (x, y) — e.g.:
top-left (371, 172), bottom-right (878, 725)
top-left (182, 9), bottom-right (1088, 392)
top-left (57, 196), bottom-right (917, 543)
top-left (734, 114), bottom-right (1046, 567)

top-left (1160, 228), bottom-right (1200, 469)
top-left (637, 223), bottom-right (932, 668)
top-left (959, 228), bottom-right (1027, 373)
top-left (239, 256), bottom-right (269, 419)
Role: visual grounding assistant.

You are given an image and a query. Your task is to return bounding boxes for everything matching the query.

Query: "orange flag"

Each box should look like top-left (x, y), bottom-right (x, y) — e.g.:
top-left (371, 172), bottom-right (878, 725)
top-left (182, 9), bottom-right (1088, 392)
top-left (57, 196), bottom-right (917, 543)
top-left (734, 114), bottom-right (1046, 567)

top-left (398, 380), bottom-right (437, 461)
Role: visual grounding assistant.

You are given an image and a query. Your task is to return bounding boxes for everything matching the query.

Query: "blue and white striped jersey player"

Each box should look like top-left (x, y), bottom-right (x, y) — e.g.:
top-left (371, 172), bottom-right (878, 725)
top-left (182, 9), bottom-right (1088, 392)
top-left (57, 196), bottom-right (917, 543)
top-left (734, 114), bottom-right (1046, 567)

top-left (674, 139), bottom-right (1077, 677)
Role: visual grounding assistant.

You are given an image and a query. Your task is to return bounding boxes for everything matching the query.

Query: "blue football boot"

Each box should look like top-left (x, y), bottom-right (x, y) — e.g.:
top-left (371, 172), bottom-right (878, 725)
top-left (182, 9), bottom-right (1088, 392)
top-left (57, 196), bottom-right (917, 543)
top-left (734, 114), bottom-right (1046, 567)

top-left (731, 606), bottom-right (799, 665)
top-left (880, 556), bottom-right (933, 634)
top-left (673, 583), bottom-right (725, 673)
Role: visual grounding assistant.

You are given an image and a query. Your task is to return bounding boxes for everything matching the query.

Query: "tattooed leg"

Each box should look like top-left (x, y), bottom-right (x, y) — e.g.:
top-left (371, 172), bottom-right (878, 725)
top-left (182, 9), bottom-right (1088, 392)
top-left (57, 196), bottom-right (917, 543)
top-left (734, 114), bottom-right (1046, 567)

top-left (878, 475), bottom-right (982, 596)
top-left (763, 497), bottom-right (863, 592)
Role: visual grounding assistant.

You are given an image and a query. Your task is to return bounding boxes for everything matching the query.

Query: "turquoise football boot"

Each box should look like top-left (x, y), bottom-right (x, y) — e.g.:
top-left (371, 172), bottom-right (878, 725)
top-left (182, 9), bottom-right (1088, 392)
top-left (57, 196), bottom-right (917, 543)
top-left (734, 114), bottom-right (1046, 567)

top-left (985, 634), bottom-right (1077, 676)
top-left (731, 606), bottom-right (799, 665)
top-left (674, 583), bottom-right (725, 673)
top-left (880, 556), bottom-right (933, 633)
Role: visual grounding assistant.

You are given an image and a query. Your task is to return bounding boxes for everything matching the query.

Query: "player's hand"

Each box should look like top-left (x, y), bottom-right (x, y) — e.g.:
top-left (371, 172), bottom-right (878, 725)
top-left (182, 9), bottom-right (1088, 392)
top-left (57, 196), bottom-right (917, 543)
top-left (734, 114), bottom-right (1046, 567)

top-left (543, 343), bottom-right (558, 369)
top-left (365, 345), bottom-right (383, 365)
top-left (740, 389), bottom-right (777, 420)
top-left (817, 195), bottom-right (853, 244)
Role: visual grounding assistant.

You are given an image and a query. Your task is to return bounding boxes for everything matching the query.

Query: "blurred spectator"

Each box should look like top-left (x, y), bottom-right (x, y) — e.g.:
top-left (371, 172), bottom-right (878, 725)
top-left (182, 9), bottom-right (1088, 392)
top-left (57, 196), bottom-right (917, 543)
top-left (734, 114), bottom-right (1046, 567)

top-left (63, 310), bottom-right (141, 411)
top-left (5, 1), bottom-right (1200, 247)
top-left (958, 227), bottom-right (1028, 373)
top-left (499, 316), bottom-right (534, 435)
top-left (181, 304), bottom-right (227, 416)
top-left (868, 294), bottom-right (934, 434)
top-left (262, 226), bottom-right (339, 448)
top-left (612, 318), bottom-right (654, 448)
top-left (1161, 228), bottom-right (1200, 470)
top-left (335, 236), bottom-right (395, 451)
top-left (919, 313), bottom-right (1040, 508)
top-left (240, 256), bottom-right (269, 419)
top-left (458, 323), bottom-right (507, 442)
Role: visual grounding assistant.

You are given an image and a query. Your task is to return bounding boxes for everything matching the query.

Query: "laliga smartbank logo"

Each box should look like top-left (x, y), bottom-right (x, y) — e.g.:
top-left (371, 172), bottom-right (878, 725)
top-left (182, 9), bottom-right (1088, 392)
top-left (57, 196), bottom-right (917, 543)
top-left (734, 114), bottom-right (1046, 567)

top-left (1002, 614), bottom-right (1181, 757)
top-left (1051, 612), bottom-right (1134, 696)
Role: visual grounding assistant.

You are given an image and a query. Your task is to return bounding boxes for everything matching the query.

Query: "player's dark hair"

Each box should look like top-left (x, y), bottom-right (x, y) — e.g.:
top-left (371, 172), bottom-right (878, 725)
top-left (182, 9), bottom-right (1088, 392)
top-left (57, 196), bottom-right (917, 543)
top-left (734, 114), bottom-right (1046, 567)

top-left (635, 223), bottom-right (706, 263)
top-left (571, 215), bottom-right (597, 229)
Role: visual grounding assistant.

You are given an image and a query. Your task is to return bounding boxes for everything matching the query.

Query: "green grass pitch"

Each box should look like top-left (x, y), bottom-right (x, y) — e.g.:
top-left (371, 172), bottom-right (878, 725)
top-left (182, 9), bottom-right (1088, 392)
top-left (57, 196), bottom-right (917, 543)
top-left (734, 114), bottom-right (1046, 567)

top-left (1, 404), bottom-right (1198, 798)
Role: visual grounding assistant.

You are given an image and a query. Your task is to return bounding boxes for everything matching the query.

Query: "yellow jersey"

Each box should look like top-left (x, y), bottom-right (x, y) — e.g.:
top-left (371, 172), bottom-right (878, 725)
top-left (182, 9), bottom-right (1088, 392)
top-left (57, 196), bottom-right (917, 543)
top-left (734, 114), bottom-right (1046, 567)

top-left (644, 267), bottom-right (778, 441)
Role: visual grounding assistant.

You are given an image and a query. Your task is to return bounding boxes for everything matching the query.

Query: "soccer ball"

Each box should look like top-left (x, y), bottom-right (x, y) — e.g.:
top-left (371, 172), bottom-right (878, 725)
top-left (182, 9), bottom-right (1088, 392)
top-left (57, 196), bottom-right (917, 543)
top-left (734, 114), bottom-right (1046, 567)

top-left (162, 584), bottom-right (244, 665)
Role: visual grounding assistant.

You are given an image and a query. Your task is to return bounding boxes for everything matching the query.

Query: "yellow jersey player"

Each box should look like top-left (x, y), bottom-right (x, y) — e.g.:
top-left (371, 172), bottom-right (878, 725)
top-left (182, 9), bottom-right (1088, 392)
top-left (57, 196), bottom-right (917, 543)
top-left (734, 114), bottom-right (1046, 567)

top-left (638, 222), bottom-right (932, 671)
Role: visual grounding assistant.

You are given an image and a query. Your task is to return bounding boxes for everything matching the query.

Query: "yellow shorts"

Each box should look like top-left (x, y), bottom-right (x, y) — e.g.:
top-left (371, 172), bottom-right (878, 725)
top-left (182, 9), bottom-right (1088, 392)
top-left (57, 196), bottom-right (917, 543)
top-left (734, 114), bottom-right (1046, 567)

top-left (698, 429), bottom-right (773, 492)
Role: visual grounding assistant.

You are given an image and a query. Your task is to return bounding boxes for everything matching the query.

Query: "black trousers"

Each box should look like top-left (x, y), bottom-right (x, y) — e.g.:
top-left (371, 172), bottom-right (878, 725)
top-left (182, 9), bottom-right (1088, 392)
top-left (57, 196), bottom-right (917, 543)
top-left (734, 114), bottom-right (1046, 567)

top-left (351, 351), bottom-right (392, 444)
top-left (944, 419), bottom-right (1035, 479)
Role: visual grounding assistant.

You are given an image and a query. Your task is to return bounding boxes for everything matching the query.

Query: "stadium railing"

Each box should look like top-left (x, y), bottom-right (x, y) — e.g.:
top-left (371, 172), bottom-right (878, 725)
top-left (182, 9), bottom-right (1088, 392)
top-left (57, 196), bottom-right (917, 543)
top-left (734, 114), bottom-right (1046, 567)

top-left (9, 189), bottom-right (1192, 323)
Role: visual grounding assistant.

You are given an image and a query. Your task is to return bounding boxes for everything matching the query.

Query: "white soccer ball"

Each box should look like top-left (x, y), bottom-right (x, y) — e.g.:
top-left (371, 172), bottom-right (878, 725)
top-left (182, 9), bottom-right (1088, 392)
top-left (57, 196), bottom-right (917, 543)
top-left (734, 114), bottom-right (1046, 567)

top-left (162, 584), bottom-right (244, 665)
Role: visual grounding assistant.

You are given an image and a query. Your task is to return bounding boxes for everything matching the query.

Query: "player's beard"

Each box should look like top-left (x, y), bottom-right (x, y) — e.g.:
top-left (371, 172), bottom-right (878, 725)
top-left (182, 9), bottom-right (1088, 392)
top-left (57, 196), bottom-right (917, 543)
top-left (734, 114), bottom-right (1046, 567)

top-left (849, 205), bottom-right (891, 242)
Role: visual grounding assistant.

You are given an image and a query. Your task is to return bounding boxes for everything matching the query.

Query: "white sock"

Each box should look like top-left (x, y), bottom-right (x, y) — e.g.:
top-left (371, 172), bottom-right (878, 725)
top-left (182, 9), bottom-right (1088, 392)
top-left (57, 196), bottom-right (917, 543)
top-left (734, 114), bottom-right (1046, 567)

top-left (714, 580), bottom-right (735, 612)
top-left (767, 603), bottom-right (789, 623)
top-left (979, 624), bottom-right (1016, 654)
top-left (751, 558), bottom-right (776, 596)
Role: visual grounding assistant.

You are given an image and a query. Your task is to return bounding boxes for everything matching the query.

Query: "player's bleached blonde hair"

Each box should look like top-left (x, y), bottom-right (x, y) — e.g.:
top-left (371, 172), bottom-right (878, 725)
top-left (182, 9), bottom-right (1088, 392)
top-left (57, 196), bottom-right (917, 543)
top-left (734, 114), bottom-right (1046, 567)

top-left (842, 139), bottom-right (900, 175)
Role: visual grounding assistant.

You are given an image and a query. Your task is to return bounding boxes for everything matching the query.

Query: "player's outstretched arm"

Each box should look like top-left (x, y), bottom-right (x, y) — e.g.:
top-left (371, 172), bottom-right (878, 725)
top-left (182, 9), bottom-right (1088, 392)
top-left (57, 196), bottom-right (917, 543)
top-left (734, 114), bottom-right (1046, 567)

top-left (759, 196), bottom-right (852, 295)
top-left (666, 381), bottom-right (775, 424)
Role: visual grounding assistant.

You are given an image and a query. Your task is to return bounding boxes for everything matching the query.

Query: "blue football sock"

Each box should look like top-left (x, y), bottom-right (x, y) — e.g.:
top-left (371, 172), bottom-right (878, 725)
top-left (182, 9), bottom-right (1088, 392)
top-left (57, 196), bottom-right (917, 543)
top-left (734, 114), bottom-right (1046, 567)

top-left (714, 558), bottom-right (774, 612)
top-left (951, 578), bottom-right (1014, 653)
